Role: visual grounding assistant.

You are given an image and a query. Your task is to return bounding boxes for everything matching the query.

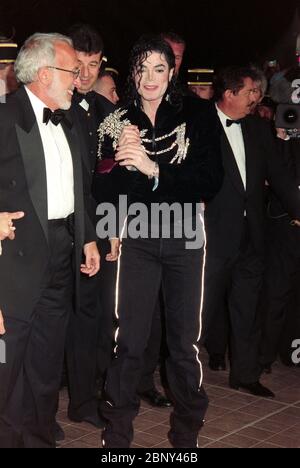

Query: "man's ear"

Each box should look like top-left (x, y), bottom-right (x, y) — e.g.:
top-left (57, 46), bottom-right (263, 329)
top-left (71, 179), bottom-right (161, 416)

top-left (169, 67), bottom-right (175, 82)
top-left (224, 89), bottom-right (233, 101)
top-left (37, 67), bottom-right (52, 86)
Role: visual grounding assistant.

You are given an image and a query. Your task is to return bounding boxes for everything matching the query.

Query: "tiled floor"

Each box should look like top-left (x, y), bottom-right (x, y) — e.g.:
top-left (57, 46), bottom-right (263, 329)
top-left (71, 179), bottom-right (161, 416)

top-left (57, 353), bottom-right (300, 448)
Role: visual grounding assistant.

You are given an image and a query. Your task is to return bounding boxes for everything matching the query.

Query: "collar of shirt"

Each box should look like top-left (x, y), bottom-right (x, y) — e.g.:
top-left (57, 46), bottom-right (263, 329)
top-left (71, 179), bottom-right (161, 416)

top-left (73, 89), bottom-right (96, 106)
top-left (215, 103), bottom-right (239, 129)
top-left (25, 86), bottom-right (51, 125)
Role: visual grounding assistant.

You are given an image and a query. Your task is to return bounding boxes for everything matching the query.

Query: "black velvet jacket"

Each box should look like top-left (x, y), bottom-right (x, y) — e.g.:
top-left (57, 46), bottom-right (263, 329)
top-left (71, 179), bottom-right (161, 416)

top-left (93, 95), bottom-right (223, 212)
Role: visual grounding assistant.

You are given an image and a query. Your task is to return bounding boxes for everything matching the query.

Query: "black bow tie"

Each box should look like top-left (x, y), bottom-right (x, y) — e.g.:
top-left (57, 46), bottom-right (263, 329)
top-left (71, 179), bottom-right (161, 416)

top-left (43, 108), bottom-right (67, 126)
top-left (73, 90), bottom-right (96, 105)
top-left (226, 118), bottom-right (242, 127)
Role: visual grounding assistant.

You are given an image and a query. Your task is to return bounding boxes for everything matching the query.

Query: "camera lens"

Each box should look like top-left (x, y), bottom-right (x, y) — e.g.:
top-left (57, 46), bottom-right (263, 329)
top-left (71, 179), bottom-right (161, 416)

top-left (283, 108), bottom-right (298, 124)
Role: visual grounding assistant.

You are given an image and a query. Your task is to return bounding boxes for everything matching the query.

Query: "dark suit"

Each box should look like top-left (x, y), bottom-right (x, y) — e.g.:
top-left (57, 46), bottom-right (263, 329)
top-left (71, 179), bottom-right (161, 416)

top-left (66, 91), bottom-right (114, 421)
top-left (0, 87), bottom-right (95, 447)
top-left (203, 114), bottom-right (300, 384)
top-left (260, 138), bottom-right (300, 367)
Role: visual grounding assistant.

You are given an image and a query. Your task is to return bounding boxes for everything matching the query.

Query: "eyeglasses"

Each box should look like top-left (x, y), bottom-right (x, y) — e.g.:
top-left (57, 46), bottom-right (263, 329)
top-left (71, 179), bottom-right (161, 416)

top-left (47, 66), bottom-right (80, 79)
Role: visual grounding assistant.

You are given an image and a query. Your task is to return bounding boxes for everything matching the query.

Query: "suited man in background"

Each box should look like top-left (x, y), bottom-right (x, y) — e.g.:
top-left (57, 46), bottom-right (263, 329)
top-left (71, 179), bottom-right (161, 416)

top-left (65, 24), bottom-right (114, 428)
top-left (203, 66), bottom-right (300, 398)
top-left (260, 134), bottom-right (300, 371)
top-left (0, 32), bottom-right (100, 448)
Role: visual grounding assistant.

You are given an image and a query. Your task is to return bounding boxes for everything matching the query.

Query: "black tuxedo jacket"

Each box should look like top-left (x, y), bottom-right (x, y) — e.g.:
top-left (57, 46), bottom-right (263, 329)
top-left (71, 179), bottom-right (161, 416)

top-left (70, 91), bottom-right (115, 225)
top-left (0, 86), bottom-right (96, 321)
top-left (268, 137), bottom-right (300, 218)
top-left (205, 114), bottom-right (300, 257)
top-left (71, 91), bottom-right (115, 179)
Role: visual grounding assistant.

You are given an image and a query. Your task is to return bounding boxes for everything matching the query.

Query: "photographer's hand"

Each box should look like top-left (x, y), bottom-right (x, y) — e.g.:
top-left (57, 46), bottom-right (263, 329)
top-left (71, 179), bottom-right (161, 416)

top-left (290, 220), bottom-right (300, 227)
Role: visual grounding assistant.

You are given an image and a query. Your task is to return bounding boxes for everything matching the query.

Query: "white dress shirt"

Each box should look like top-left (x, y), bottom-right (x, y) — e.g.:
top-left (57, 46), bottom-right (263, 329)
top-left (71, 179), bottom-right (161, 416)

top-left (25, 87), bottom-right (74, 220)
top-left (216, 105), bottom-right (246, 190)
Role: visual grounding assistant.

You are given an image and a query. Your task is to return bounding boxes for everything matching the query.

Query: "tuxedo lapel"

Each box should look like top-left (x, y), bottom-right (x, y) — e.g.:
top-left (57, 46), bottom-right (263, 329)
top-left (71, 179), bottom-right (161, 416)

top-left (221, 131), bottom-right (245, 195)
top-left (241, 120), bottom-right (256, 195)
top-left (15, 88), bottom-right (49, 243)
top-left (61, 121), bottom-right (85, 249)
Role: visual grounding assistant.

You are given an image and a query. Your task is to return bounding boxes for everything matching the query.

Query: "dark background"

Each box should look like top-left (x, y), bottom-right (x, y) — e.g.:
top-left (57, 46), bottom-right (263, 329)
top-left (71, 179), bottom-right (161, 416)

top-left (0, 0), bottom-right (299, 78)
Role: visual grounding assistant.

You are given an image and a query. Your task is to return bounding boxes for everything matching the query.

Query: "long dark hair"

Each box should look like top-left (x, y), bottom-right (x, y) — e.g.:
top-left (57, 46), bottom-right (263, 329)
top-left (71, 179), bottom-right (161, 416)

top-left (125, 34), bottom-right (181, 108)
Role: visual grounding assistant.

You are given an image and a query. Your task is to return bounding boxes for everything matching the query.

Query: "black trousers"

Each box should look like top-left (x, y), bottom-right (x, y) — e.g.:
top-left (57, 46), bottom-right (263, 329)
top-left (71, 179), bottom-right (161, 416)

top-left (136, 292), bottom-right (165, 393)
top-left (101, 237), bottom-right (208, 448)
top-left (97, 239), bottom-right (117, 389)
top-left (66, 268), bottom-right (101, 418)
top-left (260, 217), bottom-right (300, 366)
top-left (97, 239), bottom-right (166, 394)
top-left (204, 300), bottom-right (229, 359)
top-left (203, 233), bottom-right (264, 384)
top-left (0, 221), bottom-right (73, 448)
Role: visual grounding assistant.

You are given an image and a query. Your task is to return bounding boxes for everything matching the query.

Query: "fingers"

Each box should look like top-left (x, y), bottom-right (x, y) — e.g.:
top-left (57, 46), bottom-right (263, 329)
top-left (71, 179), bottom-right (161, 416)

top-left (105, 255), bottom-right (118, 262)
top-left (291, 220), bottom-right (300, 227)
top-left (106, 239), bottom-right (120, 262)
top-left (0, 225), bottom-right (15, 240)
top-left (0, 211), bottom-right (24, 241)
top-left (8, 231), bottom-right (16, 240)
top-left (115, 145), bottom-right (145, 164)
top-left (80, 263), bottom-right (99, 277)
top-left (83, 263), bottom-right (100, 276)
top-left (119, 125), bottom-right (141, 146)
top-left (0, 309), bottom-right (5, 335)
top-left (10, 212), bottom-right (25, 220)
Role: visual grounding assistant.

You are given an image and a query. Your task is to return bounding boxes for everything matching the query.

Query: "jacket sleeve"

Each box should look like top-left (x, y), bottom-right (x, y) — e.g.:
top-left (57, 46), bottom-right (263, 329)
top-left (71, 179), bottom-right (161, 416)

top-left (264, 121), bottom-right (300, 220)
top-left (156, 101), bottom-right (224, 203)
top-left (83, 163), bottom-right (97, 244)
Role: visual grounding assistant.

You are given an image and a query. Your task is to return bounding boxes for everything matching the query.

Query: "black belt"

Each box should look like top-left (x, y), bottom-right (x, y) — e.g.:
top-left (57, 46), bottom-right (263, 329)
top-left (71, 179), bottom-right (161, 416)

top-left (48, 213), bottom-right (74, 228)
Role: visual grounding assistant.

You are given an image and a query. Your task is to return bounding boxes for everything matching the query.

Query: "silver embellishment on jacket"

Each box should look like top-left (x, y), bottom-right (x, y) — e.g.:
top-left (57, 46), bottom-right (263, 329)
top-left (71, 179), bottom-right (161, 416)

top-left (97, 109), bottom-right (131, 159)
top-left (97, 110), bottom-right (190, 165)
top-left (170, 124), bottom-right (190, 165)
top-left (141, 123), bottom-right (190, 163)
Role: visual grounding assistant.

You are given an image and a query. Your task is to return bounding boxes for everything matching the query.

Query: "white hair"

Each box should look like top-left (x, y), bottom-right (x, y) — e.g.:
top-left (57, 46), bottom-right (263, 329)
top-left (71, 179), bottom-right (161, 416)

top-left (14, 33), bottom-right (73, 84)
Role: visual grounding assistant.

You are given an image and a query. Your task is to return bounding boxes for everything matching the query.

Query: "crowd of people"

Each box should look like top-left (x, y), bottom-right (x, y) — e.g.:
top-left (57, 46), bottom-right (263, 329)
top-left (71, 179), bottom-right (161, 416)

top-left (0, 24), bottom-right (299, 449)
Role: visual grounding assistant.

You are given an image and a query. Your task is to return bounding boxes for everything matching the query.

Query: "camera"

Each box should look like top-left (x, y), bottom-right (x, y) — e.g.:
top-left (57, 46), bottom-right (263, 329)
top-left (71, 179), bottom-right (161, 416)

top-left (275, 103), bottom-right (300, 137)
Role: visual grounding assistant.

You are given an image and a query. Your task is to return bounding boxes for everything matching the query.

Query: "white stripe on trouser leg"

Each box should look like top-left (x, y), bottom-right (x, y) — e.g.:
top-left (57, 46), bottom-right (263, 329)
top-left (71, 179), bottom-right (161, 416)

top-left (113, 217), bottom-right (128, 356)
top-left (192, 212), bottom-right (207, 389)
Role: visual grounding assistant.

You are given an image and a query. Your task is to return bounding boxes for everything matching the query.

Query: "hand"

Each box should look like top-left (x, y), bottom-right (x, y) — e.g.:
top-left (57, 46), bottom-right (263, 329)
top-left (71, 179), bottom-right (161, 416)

top-left (276, 128), bottom-right (288, 140)
top-left (290, 219), bottom-right (300, 227)
top-left (106, 238), bottom-right (120, 262)
top-left (118, 125), bottom-right (141, 147)
top-left (117, 125), bottom-right (143, 171)
top-left (0, 211), bottom-right (25, 241)
top-left (115, 143), bottom-right (156, 176)
top-left (81, 241), bottom-right (100, 277)
top-left (0, 309), bottom-right (5, 335)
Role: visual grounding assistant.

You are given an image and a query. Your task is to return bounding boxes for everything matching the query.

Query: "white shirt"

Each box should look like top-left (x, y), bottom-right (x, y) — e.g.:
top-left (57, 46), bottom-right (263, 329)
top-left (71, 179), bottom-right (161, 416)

top-left (25, 87), bottom-right (74, 219)
top-left (216, 105), bottom-right (246, 190)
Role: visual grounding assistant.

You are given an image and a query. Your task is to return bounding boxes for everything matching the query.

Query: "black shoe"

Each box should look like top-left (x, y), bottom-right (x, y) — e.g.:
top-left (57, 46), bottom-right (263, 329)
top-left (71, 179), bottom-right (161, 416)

top-left (68, 410), bottom-right (105, 428)
top-left (208, 354), bottom-right (226, 371)
top-left (229, 379), bottom-right (275, 398)
top-left (139, 388), bottom-right (172, 407)
top-left (55, 421), bottom-right (65, 442)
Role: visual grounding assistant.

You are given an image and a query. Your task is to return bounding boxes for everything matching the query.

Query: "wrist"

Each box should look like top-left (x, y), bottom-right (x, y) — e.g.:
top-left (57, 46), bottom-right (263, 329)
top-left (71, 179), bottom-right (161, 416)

top-left (148, 161), bottom-right (159, 179)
